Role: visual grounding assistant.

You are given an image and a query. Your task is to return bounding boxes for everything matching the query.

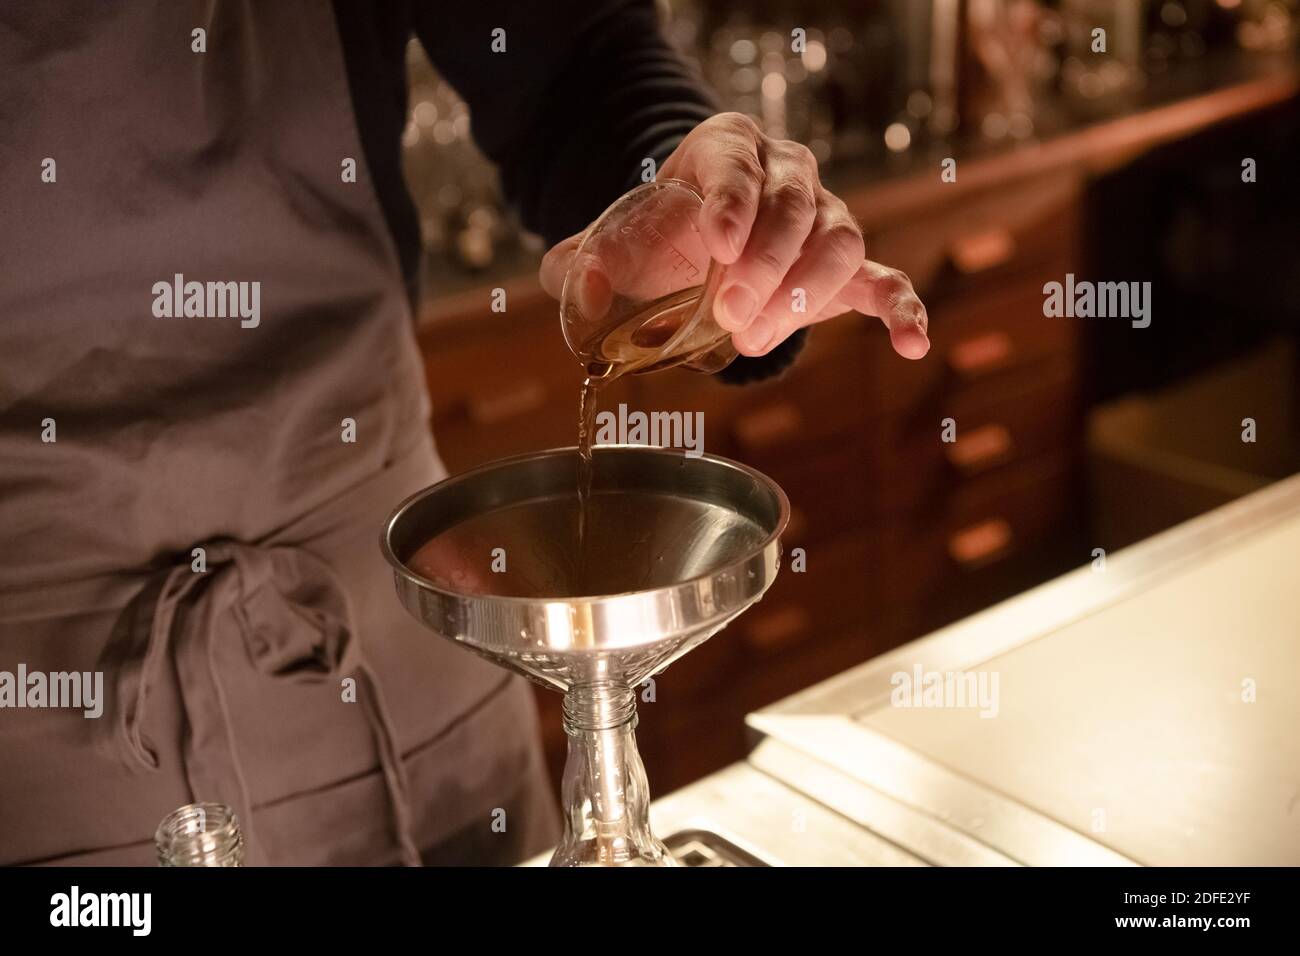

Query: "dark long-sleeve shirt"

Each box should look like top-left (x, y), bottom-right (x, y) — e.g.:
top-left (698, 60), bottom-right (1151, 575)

top-left (332, 0), bottom-right (715, 288)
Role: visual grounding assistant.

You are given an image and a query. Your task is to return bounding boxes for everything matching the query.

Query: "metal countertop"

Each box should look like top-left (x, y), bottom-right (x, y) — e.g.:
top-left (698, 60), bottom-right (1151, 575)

top-left (743, 472), bottom-right (1300, 866)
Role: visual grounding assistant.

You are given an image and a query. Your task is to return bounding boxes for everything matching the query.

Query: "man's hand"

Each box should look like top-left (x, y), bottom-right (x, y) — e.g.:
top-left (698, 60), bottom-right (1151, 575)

top-left (539, 112), bottom-right (930, 360)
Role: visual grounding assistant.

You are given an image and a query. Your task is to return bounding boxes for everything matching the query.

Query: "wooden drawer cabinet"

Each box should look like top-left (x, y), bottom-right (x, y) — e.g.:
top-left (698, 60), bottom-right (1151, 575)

top-left (636, 699), bottom-right (749, 792)
top-left (418, 305), bottom-right (561, 416)
top-left (620, 368), bottom-right (742, 461)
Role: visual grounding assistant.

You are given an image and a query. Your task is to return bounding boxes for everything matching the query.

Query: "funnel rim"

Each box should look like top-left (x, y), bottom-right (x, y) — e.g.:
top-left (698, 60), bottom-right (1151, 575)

top-left (380, 444), bottom-right (788, 614)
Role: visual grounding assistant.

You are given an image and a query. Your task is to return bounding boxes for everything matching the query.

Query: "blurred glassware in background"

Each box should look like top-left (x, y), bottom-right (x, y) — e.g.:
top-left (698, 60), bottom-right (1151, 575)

top-left (400, 0), bottom-right (1300, 278)
top-left (1234, 0), bottom-right (1298, 51)
top-left (1059, 0), bottom-right (1146, 105)
top-left (690, 12), bottom-right (858, 165)
top-left (966, 0), bottom-right (1062, 140)
top-left (1144, 0), bottom-right (1210, 73)
top-left (401, 39), bottom-right (534, 278)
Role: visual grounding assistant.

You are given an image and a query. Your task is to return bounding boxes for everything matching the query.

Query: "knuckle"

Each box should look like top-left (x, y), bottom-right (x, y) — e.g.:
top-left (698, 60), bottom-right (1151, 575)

top-left (784, 140), bottom-right (818, 172)
top-left (876, 273), bottom-right (909, 303)
top-left (888, 267), bottom-right (914, 289)
top-left (870, 265), bottom-right (916, 305)
top-left (716, 111), bottom-right (760, 137)
top-left (768, 178), bottom-right (818, 219)
top-left (718, 146), bottom-right (764, 187)
top-left (749, 245), bottom-right (786, 279)
top-left (823, 222), bottom-right (866, 270)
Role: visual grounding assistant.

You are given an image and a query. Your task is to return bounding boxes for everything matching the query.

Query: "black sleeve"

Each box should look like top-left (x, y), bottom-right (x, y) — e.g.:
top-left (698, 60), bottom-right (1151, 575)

top-left (411, 0), bottom-right (717, 247)
top-left (714, 327), bottom-right (808, 385)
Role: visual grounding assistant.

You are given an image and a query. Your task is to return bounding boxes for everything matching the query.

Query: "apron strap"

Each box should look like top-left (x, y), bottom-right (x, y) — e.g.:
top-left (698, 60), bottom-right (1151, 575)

top-left (98, 540), bottom-right (423, 866)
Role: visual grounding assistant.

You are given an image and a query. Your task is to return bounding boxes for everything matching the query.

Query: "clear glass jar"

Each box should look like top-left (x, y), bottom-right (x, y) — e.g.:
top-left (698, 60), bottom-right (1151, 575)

top-left (155, 802), bottom-right (245, 867)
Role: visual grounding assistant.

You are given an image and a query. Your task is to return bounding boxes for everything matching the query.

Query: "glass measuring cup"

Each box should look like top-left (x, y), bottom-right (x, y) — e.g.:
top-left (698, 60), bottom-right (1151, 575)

top-left (560, 179), bottom-right (738, 378)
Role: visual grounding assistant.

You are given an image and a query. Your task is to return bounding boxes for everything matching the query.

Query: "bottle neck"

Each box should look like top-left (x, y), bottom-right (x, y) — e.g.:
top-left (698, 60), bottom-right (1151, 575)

top-left (155, 803), bottom-right (245, 867)
top-left (552, 681), bottom-right (672, 866)
top-left (561, 680), bottom-right (637, 735)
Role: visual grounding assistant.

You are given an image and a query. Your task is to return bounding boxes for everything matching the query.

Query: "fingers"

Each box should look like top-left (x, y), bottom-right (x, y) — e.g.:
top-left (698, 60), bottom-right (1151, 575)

top-left (539, 232), bottom-right (616, 323)
top-left (835, 260), bottom-right (931, 360)
top-left (712, 141), bottom-right (821, 339)
top-left (565, 249), bottom-right (613, 324)
top-left (734, 194), bottom-right (865, 355)
top-left (664, 113), bottom-right (764, 265)
top-left (539, 233), bottom-right (582, 299)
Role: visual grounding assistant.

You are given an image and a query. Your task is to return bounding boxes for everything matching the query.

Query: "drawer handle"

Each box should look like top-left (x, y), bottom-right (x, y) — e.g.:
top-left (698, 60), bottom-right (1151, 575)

top-left (467, 379), bottom-right (547, 425)
top-left (946, 423), bottom-right (1013, 474)
top-left (948, 331), bottom-right (1015, 378)
top-left (949, 228), bottom-right (1016, 275)
top-left (742, 606), bottom-right (812, 654)
top-left (734, 402), bottom-right (803, 450)
top-left (948, 518), bottom-right (1013, 569)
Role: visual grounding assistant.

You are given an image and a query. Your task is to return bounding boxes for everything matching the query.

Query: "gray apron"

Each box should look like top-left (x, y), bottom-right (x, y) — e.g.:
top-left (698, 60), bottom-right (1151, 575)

top-left (0, 1), bottom-right (558, 865)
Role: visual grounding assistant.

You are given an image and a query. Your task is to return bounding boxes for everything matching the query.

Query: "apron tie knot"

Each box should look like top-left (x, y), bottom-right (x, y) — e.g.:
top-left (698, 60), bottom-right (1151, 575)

top-left (97, 539), bottom-right (423, 866)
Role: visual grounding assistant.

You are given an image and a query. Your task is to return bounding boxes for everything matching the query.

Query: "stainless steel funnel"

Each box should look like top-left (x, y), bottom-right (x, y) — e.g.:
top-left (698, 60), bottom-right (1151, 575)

top-left (382, 446), bottom-right (788, 865)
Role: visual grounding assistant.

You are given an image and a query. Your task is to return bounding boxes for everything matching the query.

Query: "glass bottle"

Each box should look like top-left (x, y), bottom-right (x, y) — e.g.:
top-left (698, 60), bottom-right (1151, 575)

top-left (155, 802), bottom-right (245, 867)
top-left (551, 681), bottom-right (675, 866)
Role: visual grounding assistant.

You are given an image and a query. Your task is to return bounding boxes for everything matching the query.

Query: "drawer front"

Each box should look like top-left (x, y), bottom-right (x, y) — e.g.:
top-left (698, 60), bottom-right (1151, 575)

top-left (728, 533), bottom-right (911, 717)
top-left (874, 352), bottom-right (1083, 517)
top-left (862, 265), bottom-right (1084, 422)
top-left (418, 304), bottom-right (563, 418)
top-left (733, 533), bottom-right (898, 669)
top-left (655, 533), bottom-right (902, 712)
top-left (937, 275), bottom-right (1084, 383)
top-left (622, 367), bottom-right (744, 462)
top-left (859, 171), bottom-right (1084, 302)
top-left (420, 311), bottom-right (636, 471)
top-left (879, 449), bottom-right (1084, 624)
top-left (633, 314), bottom-right (879, 462)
